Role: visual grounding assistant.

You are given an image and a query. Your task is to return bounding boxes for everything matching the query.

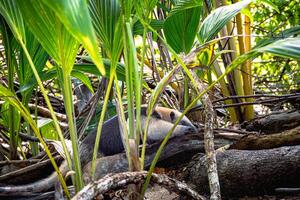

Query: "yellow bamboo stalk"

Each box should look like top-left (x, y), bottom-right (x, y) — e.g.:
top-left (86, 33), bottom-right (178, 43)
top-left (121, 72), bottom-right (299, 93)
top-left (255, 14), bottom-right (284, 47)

top-left (243, 14), bottom-right (254, 119)
top-left (213, 61), bottom-right (238, 122)
top-left (233, 0), bottom-right (254, 120)
top-left (216, 0), bottom-right (243, 122)
top-left (224, 18), bottom-right (245, 100)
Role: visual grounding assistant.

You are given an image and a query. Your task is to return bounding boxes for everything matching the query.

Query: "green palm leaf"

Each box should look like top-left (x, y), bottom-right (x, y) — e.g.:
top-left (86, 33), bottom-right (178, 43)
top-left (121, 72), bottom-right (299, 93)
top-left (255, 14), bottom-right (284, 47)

top-left (89, 0), bottom-right (121, 57)
top-left (42, 0), bottom-right (105, 75)
top-left (199, 0), bottom-right (252, 44)
top-left (164, 3), bottom-right (202, 54)
top-left (17, 1), bottom-right (79, 74)
top-left (257, 37), bottom-right (300, 60)
top-left (0, 0), bottom-right (25, 42)
top-left (16, 28), bottom-right (49, 103)
top-left (254, 25), bottom-right (300, 48)
top-left (169, 0), bottom-right (203, 16)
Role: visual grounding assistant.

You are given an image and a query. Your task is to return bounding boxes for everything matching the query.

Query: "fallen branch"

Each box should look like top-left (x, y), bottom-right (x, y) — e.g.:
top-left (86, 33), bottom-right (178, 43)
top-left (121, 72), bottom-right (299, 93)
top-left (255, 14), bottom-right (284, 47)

top-left (230, 126), bottom-right (300, 150)
top-left (185, 145), bottom-right (300, 197)
top-left (29, 104), bottom-right (66, 121)
top-left (0, 155), bottom-right (62, 183)
top-left (73, 171), bottom-right (206, 200)
top-left (244, 110), bottom-right (300, 133)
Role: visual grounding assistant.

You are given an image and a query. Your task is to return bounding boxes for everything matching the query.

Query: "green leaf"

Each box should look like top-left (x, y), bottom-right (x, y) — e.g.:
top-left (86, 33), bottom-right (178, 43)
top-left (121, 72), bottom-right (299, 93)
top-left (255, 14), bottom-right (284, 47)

top-left (138, 0), bottom-right (158, 16)
top-left (223, 37), bottom-right (300, 74)
top-left (256, 37), bottom-right (300, 60)
top-left (89, 0), bottom-right (122, 58)
top-left (37, 118), bottom-right (58, 140)
top-left (254, 25), bottom-right (300, 49)
top-left (16, 29), bottom-right (49, 103)
top-left (0, 0), bottom-right (25, 42)
top-left (42, 0), bottom-right (105, 75)
top-left (0, 101), bottom-right (20, 130)
top-left (17, 69), bottom-right (57, 93)
top-left (199, 0), bottom-right (252, 44)
top-left (71, 70), bottom-right (94, 94)
top-left (164, 4), bottom-right (202, 53)
top-left (18, 58), bottom-right (126, 94)
top-left (17, 1), bottom-right (79, 74)
top-left (75, 57), bottom-right (126, 80)
top-left (241, 7), bottom-right (253, 23)
top-left (133, 19), bottom-right (164, 35)
top-left (0, 2), bottom-right (49, 103)
top-left (169, 0), bottom-right (203, 16)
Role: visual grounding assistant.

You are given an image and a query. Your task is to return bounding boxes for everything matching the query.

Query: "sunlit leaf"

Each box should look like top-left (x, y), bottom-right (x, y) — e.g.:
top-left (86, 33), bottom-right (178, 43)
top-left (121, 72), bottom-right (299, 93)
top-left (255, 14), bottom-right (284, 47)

top-left (254, 25), bottom-right (300, 48)
top-left (42, 0), bottom-right (105, 75)
top-left (224, 37), bottom-right (300, 73)
top-left (256, 37), bottom-right (300, 60)
top-left (164, 4), bottom-right (202, 53)
top-left (169, 0), bottom-right (203, 16)
top-left (17, 1), bottom-right (79, 74)
top-left (0, 0), bottom-right (25, 42)
top-left (241, 7), bottom-right (253, 23)
top-left (199, 0), bottom-right (252, 44)
top-left (71, 70), bottom-right (94, 93)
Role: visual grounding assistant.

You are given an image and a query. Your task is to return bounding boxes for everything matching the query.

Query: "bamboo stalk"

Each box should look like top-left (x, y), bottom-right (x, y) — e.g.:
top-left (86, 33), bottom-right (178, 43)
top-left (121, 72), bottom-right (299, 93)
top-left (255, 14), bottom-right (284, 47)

top-left (213, 61), bottom-right (238, 122)
top-left (232, 0), bottom-right (254, 120)
top-left (214, 0), bottom-right (241, 122)
top-left (243, 13), bottom-right (254, 120)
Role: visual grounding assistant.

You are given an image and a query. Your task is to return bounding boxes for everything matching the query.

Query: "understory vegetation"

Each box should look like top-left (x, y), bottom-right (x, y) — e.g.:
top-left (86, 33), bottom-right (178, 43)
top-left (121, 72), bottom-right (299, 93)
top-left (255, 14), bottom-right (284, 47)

top-left (0, 0), bottom-right (299, 199)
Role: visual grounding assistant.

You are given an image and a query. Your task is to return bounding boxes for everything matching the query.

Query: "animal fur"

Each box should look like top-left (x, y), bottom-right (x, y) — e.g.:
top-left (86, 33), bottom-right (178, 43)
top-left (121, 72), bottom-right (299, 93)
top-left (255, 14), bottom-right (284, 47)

top-left (0, 106), bottom-right (197, 196)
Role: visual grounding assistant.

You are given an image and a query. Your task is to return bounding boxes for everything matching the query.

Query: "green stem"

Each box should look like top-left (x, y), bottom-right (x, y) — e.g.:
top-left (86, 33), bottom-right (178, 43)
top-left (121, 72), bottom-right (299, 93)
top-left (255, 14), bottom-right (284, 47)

top-left (91, 73), bottom-right (115, 178)
top-left (138, 18), bottom-right (204, 168)
top-left (140, 67), bottom-right (178, 171)
top-left (141, 53), bottom-right (249, 198)
top-left (114, 75), bottom-right (132, 170)
top-left (18, 41), bottom-right (71, 199)
top-left (62, 73), bottom-right (83, 191)
top-left (0, 18), bottom-right (18, 159)
top-left (184, 78), bottom-right (189, 108)
top-left (30, 92), bottom-right (40, 155)
top-left (140, 28), bottom-right (148, 170)
top-left (122, 22), bottom-right (135, 141)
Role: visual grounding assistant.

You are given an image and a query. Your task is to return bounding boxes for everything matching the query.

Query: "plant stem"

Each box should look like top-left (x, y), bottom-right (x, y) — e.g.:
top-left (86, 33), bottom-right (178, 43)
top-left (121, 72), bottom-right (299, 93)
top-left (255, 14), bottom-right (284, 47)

top-left (62, 73), bottom-right (83, 191)
top-left (19, 40), bottom-right (71, 199)
top-left (91, 73), bottom-right (115, 178)
top-left (141, 51), bottom-right (251, 198)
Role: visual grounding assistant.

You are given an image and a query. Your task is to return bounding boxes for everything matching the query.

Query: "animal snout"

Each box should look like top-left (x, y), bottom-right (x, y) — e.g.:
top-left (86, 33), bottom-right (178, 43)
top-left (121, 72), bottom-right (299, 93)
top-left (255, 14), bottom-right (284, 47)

top-left (185, 126), bottom-right (197, 134)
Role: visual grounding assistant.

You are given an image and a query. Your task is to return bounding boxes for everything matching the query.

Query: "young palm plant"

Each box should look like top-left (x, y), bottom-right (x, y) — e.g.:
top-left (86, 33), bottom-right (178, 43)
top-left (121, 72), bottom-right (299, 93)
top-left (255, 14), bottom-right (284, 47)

top-left (0, 0), bottom-right (300, 199)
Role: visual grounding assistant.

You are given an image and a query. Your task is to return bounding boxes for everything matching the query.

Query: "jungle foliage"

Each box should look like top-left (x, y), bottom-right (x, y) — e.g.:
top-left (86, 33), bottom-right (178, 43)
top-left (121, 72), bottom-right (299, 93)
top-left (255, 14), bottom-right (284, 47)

top-left (0, 0), bottom-right (299, 198)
